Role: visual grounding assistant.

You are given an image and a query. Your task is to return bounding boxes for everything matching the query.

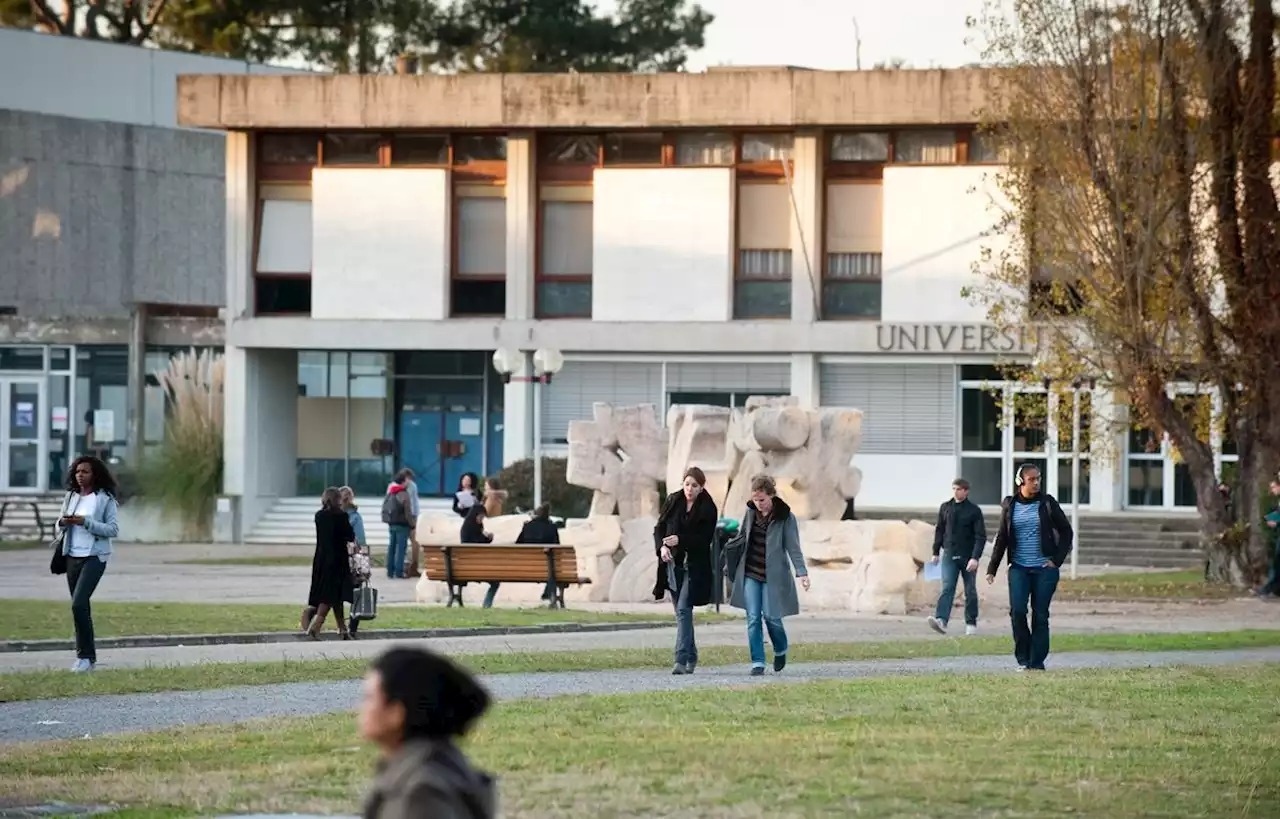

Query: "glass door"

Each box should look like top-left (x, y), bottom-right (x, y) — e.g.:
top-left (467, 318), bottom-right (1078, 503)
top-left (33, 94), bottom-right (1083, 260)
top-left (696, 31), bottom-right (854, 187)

top-left (2, 378), bottom-right (47, 492)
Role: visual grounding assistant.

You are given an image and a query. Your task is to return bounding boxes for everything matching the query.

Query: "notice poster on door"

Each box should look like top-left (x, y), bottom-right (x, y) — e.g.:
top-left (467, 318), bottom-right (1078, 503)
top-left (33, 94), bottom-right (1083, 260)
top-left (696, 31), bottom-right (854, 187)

top-left (52, 407), bottom-right (68, 432)
top-left (459, 418), bottom-right (481, 436)
top-left (14, 402), bottom-right (34, 429)
top-left (93, 409), bottom-right (115, 442)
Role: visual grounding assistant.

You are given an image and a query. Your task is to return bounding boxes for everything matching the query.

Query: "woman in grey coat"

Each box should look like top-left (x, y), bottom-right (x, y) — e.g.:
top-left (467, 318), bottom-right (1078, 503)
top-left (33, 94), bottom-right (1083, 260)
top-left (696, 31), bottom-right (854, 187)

top-left (723, 474), bottom-right (810, 676)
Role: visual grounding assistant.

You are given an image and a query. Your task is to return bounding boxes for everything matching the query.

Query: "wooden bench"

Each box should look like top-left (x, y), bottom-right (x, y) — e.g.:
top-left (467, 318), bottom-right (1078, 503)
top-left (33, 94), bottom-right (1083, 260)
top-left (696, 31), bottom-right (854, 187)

top-left (423, 544), bottom-right (589, 609)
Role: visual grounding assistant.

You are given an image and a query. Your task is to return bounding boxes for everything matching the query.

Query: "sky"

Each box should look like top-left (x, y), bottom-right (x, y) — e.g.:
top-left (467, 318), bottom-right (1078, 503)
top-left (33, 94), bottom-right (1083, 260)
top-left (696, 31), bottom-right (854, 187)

top-left (599, 0), bottom-right (991, 71)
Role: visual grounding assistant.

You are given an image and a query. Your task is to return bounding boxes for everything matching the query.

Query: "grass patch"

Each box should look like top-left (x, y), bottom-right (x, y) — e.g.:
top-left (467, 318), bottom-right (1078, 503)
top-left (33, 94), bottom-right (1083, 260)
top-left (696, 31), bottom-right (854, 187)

top-left (0, 599), bottom-right (702, 643)
top-left (1057, 569), bottom-right (1246, 600)
top-left (2, 628), bottom-right (1278, 703)
top-left (2, 664), bottom-right (1277, 817)
top-left (0, 539), bottom-right (44, 551)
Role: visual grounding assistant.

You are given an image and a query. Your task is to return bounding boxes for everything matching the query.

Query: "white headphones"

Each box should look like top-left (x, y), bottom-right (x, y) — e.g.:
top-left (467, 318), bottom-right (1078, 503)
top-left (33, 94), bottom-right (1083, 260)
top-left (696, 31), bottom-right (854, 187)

top-left (1015, 463), bottom-right (1036, 487)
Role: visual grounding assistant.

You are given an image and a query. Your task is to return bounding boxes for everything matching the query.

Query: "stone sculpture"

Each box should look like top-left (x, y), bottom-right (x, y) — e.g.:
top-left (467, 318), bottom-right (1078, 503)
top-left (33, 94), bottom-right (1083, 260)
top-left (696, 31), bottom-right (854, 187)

top-left (565, 403), bottom-right (668, 521)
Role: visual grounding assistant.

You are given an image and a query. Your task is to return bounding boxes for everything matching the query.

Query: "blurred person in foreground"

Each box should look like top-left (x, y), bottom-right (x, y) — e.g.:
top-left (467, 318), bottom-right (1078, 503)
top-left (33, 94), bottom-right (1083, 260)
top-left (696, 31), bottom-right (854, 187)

top-left (360, 647), bottom-right (496, 819)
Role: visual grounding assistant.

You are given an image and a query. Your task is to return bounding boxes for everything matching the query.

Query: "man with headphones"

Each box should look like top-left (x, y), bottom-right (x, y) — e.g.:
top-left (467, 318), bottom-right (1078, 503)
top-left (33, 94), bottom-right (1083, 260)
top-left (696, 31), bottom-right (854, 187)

top-left (985, 462), bottom-right (1074, 671)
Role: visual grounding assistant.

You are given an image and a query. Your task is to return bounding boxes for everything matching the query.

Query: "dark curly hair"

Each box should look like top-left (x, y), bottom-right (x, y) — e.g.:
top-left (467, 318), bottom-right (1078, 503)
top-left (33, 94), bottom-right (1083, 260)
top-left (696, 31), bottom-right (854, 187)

top-left (65, 455), bottom-right (118, 496)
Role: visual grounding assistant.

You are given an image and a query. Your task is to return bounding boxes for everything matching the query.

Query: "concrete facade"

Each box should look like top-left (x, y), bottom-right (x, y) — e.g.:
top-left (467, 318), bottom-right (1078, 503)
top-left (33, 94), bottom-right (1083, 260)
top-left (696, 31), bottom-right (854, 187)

top-left (196, 68), bottom-right (1227, 539)
top-left (0, 32), bottom-right (308, 495)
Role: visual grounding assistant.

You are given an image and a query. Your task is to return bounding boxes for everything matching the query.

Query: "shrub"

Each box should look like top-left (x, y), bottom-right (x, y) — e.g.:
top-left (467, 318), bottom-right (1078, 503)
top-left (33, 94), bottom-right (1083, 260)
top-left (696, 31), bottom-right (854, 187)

top-left (494, 457), bottom-right (593, 519)
top-left (137, 350), bottom-right (225, 539)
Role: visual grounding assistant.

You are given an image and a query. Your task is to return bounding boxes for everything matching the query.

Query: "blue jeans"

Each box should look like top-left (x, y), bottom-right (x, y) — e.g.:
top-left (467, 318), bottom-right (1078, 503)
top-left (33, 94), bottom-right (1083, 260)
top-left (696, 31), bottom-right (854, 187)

top-left (743, 576), bottom-right (787, 669)
top-left (934, 556), bottom-right (979, 626)
top-left (67, 555), bottom-right (106, 663)
top-left (1260, 536), bottom-right (1280, 594)
top-left (386, 525), bottom-right (410, 578)
top-left (668, 562), bottom-right (697, 666)
top-left (1008, 564), bottom-right (1060, 669)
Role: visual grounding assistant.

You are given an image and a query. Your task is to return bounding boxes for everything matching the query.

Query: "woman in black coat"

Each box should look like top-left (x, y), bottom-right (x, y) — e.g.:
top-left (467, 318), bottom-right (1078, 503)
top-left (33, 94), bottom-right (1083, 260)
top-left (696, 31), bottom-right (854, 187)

top-left (653, 466), bottom-right (719, 675)
top-left (304, 486), bottom-right (356, 640)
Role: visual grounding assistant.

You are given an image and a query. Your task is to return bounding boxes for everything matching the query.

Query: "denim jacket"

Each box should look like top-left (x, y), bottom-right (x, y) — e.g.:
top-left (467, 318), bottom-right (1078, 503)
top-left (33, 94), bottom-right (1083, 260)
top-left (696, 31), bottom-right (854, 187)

top-left (57, 490), bottom-right (120, 561)
top-left (347, 507), bottom-right (367, 547)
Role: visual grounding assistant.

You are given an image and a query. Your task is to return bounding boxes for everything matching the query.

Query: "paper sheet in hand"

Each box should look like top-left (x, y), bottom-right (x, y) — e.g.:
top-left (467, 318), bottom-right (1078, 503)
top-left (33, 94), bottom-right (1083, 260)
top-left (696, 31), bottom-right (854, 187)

top-left (923, 561), bottom-right (943, 582)
top-left (455, 490), bottom-right (477, 509)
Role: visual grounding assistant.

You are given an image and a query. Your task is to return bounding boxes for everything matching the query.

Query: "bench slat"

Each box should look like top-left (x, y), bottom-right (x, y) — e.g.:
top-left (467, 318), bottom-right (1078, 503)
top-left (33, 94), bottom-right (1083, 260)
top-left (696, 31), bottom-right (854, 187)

top-left (422, 545), bottom-right (585, 585)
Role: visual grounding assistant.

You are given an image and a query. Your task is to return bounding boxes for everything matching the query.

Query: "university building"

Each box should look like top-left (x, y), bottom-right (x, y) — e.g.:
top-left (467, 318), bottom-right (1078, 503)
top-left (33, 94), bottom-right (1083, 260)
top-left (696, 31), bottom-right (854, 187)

top-left (175, 68), bottom-right (1230, 541)
top-left (0, 29), bottom-right (302, 502)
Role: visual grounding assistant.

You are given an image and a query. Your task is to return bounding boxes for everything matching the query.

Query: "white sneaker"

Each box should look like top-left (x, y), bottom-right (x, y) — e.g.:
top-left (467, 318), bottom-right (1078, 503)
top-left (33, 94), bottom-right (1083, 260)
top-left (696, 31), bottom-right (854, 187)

top-left (965, 625), bottom-right (978, 636)
top-left (70, 659), bottom-right (95, 673)
top-left (927, 616), bottom-right (947, 634)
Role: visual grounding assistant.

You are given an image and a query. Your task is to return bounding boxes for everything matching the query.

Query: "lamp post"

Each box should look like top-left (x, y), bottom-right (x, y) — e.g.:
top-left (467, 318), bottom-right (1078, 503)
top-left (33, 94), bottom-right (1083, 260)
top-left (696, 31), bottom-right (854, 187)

top-left (1070, 385), bottom-right (1081, 581)
top-left (492, 347), bottom-right (564, 509)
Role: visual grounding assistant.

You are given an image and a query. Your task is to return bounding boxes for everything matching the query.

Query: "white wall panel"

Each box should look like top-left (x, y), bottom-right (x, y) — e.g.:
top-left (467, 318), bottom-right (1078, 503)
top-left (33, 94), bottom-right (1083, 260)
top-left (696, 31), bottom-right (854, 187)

top-left (881, 166), bottom-right (1014, 323)
top-left (854, 454), bottom-right (958, 508)
top-left (592, 168), bottom-right (734, 322)
top-left (311, 168), bottom-right (450, 320)
top-left (256, 200), bottom-right (312, 273)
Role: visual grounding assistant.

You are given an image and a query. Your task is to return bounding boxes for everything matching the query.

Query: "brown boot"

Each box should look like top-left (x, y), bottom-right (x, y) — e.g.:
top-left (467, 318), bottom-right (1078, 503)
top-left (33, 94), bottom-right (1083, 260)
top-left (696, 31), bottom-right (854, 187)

top-left (306, 604), bottom-right (331, 640)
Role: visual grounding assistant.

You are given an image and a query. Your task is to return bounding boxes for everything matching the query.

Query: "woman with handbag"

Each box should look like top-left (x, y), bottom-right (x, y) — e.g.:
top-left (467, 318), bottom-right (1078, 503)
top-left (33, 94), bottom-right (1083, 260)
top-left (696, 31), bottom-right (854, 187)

top-left (302, 487), bottom-right (356, 640)
top-left (50, 456), bottom-right (120, 673)
top-left (340, 486), bottom-right (375, 638)
top-left (652, 467), bottom-right (718, 675)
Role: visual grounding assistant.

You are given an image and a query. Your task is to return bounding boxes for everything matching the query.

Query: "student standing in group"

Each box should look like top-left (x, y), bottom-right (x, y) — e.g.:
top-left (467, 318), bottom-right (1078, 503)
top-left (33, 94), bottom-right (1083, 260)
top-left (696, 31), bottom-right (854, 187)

top-left (402, 468), bottom-right (423, 578)
top-left (516, 503), bottom-right (561, 605)
top-left (723, 474), bottom-right (810, 676)
top-left (340, 486), bottom-right (372, 637)
top-left (653, 467), bottom-right (718, 675)
top-left (985, 463), bottom-right (1074, 671)
top-left (381, 475), bottom-right (416, 580)
top-left (928, 478), bottom-right (988, 636)
top-left (54, 456), bottom-right (120, 673)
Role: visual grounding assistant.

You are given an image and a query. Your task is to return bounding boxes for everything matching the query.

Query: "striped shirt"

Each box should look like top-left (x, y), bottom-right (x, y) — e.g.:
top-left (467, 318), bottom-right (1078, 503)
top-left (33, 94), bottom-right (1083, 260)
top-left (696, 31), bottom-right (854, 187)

top-left (1011, 500), bottom-right (1043, 567)
top-left (745, 512), bottom-right (769, 582)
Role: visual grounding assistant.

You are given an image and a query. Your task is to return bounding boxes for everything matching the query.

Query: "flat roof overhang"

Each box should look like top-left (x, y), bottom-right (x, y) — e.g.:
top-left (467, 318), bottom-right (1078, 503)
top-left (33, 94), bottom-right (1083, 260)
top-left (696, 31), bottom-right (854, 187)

top-left (177, 68), bottom-right (1000, 131)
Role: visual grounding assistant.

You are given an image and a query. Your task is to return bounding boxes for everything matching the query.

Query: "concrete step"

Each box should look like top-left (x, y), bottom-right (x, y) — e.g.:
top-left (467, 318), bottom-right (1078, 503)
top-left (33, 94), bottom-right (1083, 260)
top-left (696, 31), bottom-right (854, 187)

top-left (245, 496), bottom-right (453, 545)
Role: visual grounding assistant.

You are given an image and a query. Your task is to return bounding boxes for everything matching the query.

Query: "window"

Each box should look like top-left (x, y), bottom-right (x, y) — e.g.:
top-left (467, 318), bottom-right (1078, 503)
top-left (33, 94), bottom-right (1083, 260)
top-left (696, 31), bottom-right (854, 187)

top-left (894, 130), bottom-right (957, 163)
top-left (675, 132), bottom-right (733, 166)
top-left (260, 134), bottom-right (318, 165)
top-left (255, 277), bottom-right (311, 315)
top-left (453, 195), bottom-right (506, 316)
top-left (830, 132), bottom-right (890, 162)
top-left (322, 133), bottom-right (381, 165)
top-left (741, 133), bottom-right (793, 162)
top-left (970, 130), bottom-right (1013, 163)
top-left (736, 183), bottom-right (792, 319)
top-left (539, 198), bottom-right (593, 318)
top-left (542, 135), bottom-right (601, 165)
top-left (823, 183), bottom-right (882, 319)
top-left (823, 253), bottom-right (881, 319)
top-left (604, 133), bottom-right (663, 165)
top-left (454, 135), bottom-right (507, 163)
top-left (256, 199), bottom-right (312, 275)
top-left (391, 134), bottom-right (448, 165)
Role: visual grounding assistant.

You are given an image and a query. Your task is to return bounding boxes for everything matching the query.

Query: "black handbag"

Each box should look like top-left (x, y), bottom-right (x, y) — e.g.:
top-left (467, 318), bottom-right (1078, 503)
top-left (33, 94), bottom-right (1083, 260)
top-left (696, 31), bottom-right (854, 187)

top-left (49, 492), bottom-right (74, 575)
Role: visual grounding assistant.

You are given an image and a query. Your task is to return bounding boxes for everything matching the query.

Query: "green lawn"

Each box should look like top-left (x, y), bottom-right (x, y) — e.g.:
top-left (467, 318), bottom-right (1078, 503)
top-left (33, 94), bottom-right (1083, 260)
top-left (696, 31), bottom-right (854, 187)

top-left (2, 663), bottom-right (1277, 818)
top-left (0, 599), bottom-right (703, 643)
top-left (3, 629), bottom-right (1278, 703)
top-left (0, 539), bottom-right (43, 551)
top-left (1056, 569), bottom-right (1246, 600)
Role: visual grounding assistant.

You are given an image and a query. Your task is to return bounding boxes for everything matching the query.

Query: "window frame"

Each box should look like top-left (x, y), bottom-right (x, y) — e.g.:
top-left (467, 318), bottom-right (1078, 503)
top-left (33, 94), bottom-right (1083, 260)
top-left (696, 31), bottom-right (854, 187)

top-left (535, 190), bottom-right (594, 319)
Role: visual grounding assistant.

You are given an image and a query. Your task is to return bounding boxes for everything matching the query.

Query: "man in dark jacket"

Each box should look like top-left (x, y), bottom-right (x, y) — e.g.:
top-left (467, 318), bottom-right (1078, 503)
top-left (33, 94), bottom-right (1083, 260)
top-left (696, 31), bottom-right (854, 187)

top-left (927, 478), bottom-right (988, 636)
top-left (985, 463), bottom-right (1074, 671)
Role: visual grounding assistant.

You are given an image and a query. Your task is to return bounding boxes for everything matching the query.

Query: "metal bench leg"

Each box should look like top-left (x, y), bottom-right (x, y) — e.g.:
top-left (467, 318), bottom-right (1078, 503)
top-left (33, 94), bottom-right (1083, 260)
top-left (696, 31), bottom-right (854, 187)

top-left (448, 583), bottom-right (465, 608)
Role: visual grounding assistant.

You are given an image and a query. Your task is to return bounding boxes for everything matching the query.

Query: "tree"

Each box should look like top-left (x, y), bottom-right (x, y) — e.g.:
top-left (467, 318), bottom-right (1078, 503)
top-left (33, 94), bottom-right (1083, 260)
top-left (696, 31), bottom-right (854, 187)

top-left (6, 0), bottom-right (712, 75)
top-left (969, 0), bottom-right (1279, 586)
top-left (8, 0), bottom-right (171, 43)
top-left (431, 0), bottom-right (713, 73)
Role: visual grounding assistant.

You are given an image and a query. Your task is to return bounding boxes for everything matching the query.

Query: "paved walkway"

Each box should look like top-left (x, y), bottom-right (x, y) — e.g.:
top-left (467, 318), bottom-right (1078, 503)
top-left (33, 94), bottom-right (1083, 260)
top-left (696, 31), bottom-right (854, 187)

top-left (3, 647), bottom-right (1277, 744)
top-left (3, 599), bottom-right (1271, 673)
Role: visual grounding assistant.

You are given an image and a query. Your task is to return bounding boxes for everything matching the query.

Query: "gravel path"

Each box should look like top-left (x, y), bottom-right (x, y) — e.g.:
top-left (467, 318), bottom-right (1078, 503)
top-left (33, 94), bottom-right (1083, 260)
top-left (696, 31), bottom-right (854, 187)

top-left (3, 647), bottom-right (1278, 745)
top-left (2, 599), bottom-right (1269, 674)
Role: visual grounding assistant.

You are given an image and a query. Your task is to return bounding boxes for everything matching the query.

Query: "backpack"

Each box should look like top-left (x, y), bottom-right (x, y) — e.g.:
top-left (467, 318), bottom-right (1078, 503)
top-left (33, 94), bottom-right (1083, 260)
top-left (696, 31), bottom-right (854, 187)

top-left (381, 490), bottom-right (406, 525)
